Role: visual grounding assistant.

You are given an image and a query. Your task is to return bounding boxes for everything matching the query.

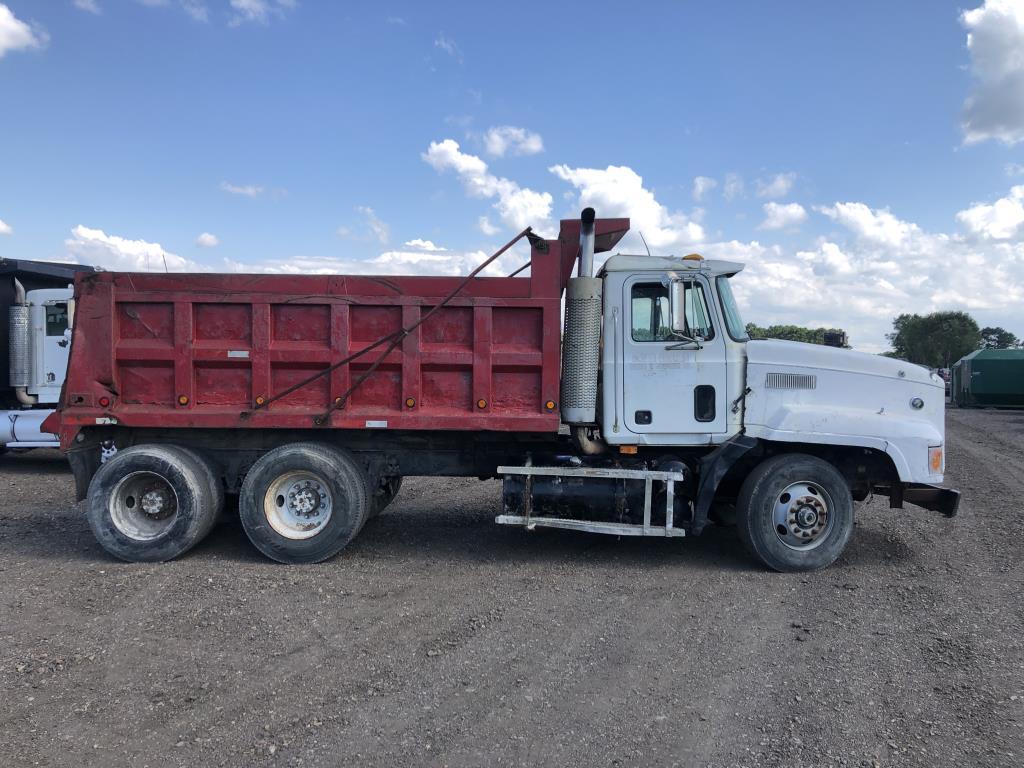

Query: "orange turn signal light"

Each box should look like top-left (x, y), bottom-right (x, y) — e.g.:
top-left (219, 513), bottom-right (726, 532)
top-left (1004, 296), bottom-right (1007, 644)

top-left (928, 445), bottom-right (943, 473)
top-left (620, 445), bottom-right (638, 455)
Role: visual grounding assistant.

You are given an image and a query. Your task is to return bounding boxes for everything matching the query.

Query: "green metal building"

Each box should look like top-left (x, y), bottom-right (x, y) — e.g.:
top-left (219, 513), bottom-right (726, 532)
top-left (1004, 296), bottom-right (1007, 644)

top-left (950, 348), bottom-right (1024, 408)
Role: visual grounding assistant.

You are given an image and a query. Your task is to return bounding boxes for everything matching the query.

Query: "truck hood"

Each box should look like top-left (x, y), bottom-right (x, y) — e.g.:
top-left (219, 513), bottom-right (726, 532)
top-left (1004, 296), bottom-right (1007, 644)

top-left (746, 339), bottom-right (941, 388)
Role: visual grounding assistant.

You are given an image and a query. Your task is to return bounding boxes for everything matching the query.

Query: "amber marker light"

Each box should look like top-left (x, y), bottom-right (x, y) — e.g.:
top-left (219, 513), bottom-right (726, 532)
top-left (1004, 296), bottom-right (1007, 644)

top-left (255, 395), bottom-right (266, 406)
top-left (477, 398), bottom-right (487, 409)
top-left (620, 445), bottom-right (638, 455)
top-left (178, 395), bottom-right (190, 406)
top-left (544, 400), bottom-right (556, 411)
top-left (405, 397), bottom-right (416, 408)
top-left (928, 445), bottom-right (943, 473)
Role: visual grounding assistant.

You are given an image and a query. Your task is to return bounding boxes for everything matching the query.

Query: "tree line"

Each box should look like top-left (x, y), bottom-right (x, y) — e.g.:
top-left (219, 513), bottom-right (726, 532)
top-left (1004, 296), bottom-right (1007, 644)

top-left (885, 312), bottom-right (1021, 369)
top-left (744, 323), bottom-right (849, 347)
top-left (746, 312), bottom-right (1020, 369)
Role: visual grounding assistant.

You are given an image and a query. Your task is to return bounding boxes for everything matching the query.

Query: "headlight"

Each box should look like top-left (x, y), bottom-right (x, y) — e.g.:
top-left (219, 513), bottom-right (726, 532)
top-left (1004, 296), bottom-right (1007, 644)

top-left (928, 445), bottom-right (943, 474)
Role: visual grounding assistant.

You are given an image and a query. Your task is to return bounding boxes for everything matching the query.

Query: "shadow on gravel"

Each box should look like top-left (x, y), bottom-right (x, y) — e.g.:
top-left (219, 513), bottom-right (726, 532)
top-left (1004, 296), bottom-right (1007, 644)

top-left (0, 450), bottom-right (71, 475)
top-left (6, 495), bottom-right (912, 576)
top-left (360, 510), bottom-right (756, 571)
top-left (840, 523), bottom-right (907, 567)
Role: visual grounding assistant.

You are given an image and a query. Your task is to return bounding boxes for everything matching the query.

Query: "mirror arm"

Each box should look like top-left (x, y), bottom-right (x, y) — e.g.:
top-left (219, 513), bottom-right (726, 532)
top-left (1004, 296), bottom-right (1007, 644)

top-left (665, 337), bottom-right (703, 351)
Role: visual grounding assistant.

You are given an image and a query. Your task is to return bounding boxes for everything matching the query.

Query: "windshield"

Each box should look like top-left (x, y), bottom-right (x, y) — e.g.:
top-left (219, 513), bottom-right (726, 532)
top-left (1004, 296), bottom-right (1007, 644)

top-left (716, 276), bottom-right (749, 341)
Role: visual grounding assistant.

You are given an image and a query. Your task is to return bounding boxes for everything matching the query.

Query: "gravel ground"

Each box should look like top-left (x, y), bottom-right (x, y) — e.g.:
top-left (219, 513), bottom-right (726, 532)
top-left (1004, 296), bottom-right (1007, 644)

top-left (1, 408), bottom-right (1022, 767)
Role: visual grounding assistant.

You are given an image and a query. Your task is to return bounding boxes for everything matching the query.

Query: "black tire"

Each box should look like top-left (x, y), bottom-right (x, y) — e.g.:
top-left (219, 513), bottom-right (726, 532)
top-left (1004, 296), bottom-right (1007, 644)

top-left (239, 442), bottom-right (369, 564)
top-left (736, 453), bottom-right (853, 572)
top-left (369, 476), bottom-right (403, 518)
top-left (86, 444), bottom-right (221, 562)
top-left (175, 445), bottom-right (225, 522)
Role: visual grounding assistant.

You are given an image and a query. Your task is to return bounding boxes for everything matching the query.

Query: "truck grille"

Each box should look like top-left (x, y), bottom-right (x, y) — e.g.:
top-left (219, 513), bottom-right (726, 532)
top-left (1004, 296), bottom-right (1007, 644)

top-left (765, 372), bottom-right (817, 390)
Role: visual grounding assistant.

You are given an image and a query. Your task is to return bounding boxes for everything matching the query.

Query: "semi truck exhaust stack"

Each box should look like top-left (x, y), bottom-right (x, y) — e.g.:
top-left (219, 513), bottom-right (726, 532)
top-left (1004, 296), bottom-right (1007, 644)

top-left (9, 278), bottom-right (36, 406)
top-left (560, 208), bottom-right (602, 426)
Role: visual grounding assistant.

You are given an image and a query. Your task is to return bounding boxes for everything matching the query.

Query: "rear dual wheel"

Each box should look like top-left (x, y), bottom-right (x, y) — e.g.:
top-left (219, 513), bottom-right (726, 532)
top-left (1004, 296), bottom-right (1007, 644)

top-left (86, 444), bottom-right (224, 562)
top-left (239, 443), bottom-right (370, 564)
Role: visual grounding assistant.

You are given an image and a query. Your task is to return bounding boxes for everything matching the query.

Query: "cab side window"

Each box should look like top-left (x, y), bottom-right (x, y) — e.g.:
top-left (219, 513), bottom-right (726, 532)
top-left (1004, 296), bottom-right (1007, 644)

top-left (630, 282), bottom-right (714, 342)
top-left (46, 303), bottom-right (69, 336)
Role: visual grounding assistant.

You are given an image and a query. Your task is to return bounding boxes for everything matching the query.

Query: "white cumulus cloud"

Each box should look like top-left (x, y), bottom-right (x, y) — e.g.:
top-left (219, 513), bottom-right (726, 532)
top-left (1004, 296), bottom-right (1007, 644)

top-left (818, 201), bottom-right (921, 247)
top-left (223, 246), bottom-right (516, 279)
top-left (434, 33), bottom-right (462, 63)
top-left (0, 218), bottom-right (11, 235)
top-left (692, 176), bottom-right (717, 201)
top-left (549, 163), bottom-right (704, 250)
top-left (135, 0), bottom-right (208, 22)
top-left (356, 206), bottom-right (389, 244)
top-left (957, 184), bottom-right (1024, 239)
top-left (220, 181), bottom-right (263, 197)
top-left (478, 216), bottom-right (499, 236)
top-left (723, 172), bottom-right (744, 201)
top-left (423, 139), bottom-right (553, 233)
top-left (64, 226), bottom-right (204, 272)
top-left (724, 199), bottom-right (1024, 352)
top-left (404, 238), bottom-right (446, 252)
top-left (755, 172), bottom-right (796, 199)
top-left (759, 202), bottom-right (807, 230)
top-left (0, 4), bottom-right (48, 58)
top-left (73, 0), bottom-right (102, 14)
top-left (229, 0), bottom-right (294, 26)
top-left (195, 232), bottom-right (219, 247)
top-left (483, 126), bottom-right (544, 157)
top-left (961, 0), bottom-right (1024, 145)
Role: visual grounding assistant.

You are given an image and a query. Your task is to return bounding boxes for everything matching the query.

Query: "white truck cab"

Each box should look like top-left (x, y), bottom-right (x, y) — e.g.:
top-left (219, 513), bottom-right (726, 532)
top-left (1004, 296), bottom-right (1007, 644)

top-left (600, 253), bottom-right (947, 490)
top-left (3, 281), bottom-right (74, 450)
top-left (500, 209), bottom-right (957, 572)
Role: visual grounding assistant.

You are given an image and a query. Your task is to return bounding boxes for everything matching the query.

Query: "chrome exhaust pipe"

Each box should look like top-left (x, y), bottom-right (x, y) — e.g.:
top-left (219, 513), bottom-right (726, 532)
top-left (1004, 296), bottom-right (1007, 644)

top-left (9, 278), bottom-right (37, 406)
top-left (578, 207), bottom-right (596, 278)
top-left (560, 208), bottom-right (604, 428)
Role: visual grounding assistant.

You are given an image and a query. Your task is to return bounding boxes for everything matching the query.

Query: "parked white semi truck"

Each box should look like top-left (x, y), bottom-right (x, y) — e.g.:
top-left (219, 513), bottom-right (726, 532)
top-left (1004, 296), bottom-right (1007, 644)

top-left (2, 259), bottom-right (92, 452)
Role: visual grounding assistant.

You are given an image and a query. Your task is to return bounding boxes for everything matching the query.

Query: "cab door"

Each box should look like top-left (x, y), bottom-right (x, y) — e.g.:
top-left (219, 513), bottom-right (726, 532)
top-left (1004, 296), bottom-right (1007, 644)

top-left (30, 298), bottom-right (70, 404)
top-left (620, 274), bottom-right (728, 439)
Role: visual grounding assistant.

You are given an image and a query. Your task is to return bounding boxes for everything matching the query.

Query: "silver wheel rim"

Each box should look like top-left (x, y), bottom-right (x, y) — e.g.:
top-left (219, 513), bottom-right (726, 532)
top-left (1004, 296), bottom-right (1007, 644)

top-left (772, 481), bottom-right (834, 551)
top-left (263, 471), bottom-right (333, 540)
top-left (109, 471), bottom-right (179, 541)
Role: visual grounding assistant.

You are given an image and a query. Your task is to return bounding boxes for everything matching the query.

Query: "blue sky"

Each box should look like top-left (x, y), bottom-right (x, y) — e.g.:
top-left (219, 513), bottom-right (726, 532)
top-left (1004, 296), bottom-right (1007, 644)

top-left (1, 0), bottom-right (1024, 351)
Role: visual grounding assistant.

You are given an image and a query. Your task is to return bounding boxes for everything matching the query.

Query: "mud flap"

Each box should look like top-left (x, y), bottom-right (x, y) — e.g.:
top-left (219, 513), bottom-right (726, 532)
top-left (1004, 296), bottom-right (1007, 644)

top-left (692, 434), bottom-right (759, 535)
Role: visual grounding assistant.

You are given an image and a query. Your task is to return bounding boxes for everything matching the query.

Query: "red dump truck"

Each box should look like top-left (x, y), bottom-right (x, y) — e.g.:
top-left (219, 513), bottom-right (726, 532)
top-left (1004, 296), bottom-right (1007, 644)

top-left (45, 210), bottom-right (958, 571)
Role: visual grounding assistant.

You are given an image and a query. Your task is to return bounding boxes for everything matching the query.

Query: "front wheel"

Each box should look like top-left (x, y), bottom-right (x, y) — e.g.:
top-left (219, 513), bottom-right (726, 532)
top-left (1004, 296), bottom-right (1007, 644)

top-left (736, 453), bottom-right (853, 572)
top-left (239, 443), bottom-right (369, 564)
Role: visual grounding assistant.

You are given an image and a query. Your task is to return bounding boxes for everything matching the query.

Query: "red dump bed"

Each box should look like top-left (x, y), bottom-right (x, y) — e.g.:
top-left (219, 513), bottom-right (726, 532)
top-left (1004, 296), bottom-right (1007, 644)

top-left (52, 218), bottom-right (628, 447)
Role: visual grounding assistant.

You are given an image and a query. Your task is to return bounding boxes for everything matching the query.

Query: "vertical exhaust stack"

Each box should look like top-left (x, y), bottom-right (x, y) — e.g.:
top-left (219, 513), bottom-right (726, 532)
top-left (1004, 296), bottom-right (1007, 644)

top-left (9, 278), bottom-right (36, 406)
top-left (560, 208), bottom-right (602, 426)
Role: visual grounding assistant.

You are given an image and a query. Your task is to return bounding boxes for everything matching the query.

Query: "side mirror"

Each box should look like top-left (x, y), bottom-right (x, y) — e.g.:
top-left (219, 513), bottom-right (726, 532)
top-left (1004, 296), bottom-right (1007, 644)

top-left (670, 280), bottom-right (688, 334)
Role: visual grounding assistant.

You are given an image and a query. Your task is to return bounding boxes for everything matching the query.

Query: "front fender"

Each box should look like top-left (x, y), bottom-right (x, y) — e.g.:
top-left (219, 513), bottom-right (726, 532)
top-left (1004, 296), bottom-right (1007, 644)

top-left (744, 405), bottom-right (943, 483)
